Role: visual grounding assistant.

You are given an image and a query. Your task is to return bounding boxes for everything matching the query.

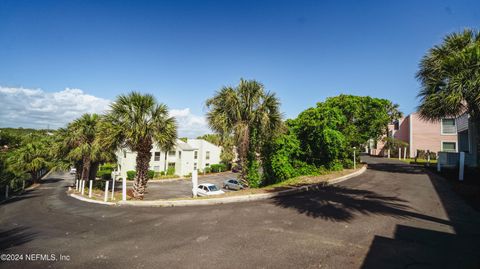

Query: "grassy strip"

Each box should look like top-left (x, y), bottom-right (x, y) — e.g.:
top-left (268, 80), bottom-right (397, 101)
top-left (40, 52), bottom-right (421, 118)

top-left (400, 158), bottom-right (437, 165)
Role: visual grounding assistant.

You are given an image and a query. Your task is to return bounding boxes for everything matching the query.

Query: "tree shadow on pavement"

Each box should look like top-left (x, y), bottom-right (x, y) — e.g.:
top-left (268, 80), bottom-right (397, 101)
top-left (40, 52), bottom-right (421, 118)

top-left (0, 189), bottom-right (40, 206)
top-left (367, 162), bottom-right (425, 174)
top-left (272, 185), bottom-right (452, 225)
top-left (0, 226), bottom-right (37, 251)
top-left (360, 168), bottom-right (480, 268)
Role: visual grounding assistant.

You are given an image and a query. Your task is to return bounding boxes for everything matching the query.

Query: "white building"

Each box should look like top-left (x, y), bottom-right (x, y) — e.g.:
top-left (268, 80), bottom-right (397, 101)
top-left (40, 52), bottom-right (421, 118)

top-left (116, 139), bottom-right (221, 179)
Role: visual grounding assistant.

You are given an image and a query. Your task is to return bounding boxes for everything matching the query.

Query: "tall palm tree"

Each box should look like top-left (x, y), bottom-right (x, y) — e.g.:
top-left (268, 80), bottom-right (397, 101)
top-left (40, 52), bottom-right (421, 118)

top-left (417, 29), bottom-right (480, 163)
top-left (206, 79), bottom-right (282, 185)
top-left (65, 114), bottom-right (101, 182)
top-left (99, 92), bottom-right (177, 199)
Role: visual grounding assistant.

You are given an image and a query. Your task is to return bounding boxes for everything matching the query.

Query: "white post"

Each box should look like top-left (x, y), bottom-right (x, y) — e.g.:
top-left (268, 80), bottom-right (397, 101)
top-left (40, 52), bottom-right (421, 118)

top-left (88, 180), bottom-right (93, 198)
top-left (111, 179), bottom-right (115, 200)
top-left (22, 180), bottom-right (25, 192)
top-left (76, 180), bottom-right (79, 191)
top-left (5, 185), bottom-right (8, 199)
top-left (403, 147), bottom-right (407, 160)
top-left (122, 176), bottom-right (127, 201)
top-left (398, 147), bottom-right (402, 160)
top-left (427, 154), bottom-right (430, 166)
top-left (81, 180), bottom-right (85, 195)
top-left (104, 181), bottom-right (109, 202)
top-left (353, 147), bottom-right (356, 169)
top-left (387, 149), bottom-right (390, 158)
top-left (459, 152), bottom-right (465, 181)
top-left (192, 170), bottom-right (198, 198)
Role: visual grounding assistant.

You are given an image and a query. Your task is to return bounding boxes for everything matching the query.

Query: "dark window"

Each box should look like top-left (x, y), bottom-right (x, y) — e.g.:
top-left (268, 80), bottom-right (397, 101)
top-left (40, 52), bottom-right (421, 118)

top-left (154, 152), bottom-right (160, 161)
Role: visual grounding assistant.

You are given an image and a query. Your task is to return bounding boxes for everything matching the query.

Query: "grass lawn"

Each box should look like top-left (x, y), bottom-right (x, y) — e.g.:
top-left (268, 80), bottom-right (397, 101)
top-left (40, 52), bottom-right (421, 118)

top-left (400, 158), bottom-right (437, 165)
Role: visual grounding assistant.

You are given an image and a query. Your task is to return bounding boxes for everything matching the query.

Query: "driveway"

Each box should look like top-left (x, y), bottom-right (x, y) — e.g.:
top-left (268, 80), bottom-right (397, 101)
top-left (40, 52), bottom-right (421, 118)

top-left (1, 156), bottom-right (479, 268)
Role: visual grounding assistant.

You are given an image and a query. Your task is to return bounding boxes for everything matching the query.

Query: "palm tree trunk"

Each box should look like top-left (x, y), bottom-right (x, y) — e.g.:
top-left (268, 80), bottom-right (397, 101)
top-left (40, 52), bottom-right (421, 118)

top-left (133, 141), bottom-right (152, 199)
top-left (81, 156), bottom-right (91, 181)
top-left (89, 161), bottom-right (99, 181)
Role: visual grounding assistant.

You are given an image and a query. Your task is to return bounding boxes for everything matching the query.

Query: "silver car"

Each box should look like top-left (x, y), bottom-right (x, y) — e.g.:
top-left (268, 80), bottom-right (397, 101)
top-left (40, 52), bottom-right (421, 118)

top-left (223, 179), bottom-right (244, 190)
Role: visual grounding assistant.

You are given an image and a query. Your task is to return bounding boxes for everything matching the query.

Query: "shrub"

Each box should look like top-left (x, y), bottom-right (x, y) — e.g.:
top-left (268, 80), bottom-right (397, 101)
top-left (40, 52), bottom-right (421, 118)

top-left (97, 170), bottom-right (112, 180)
top-left (210, 164), bottom-right (226, 173)
top-left (99, 163), bottom-right (115, 172)
top-left (166, 167), bottom-right (175, 176)
top-left (204, 167), bottom-right (211, 173)
top-left (342, 158), bottom-right (354, 169)
top-left (127, 170), bottom-right (154, 180)
top-left (126, 171), bottom-right (135, 180)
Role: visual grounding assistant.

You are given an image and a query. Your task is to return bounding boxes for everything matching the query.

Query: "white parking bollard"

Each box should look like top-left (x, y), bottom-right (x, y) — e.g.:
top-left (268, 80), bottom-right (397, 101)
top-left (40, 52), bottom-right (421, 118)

top-left (387, 149), bottom-right (390, 158)
top-left (459, 152), bottom-right (465, 181)
top-left (353, 147), bottom-right (356, 169)
top-left (76, 180), bottom-right (79, 191)
top-left (5, 185), bottom-right (9, 199)
top-left (111, 179), bottom-right (116, 200)
top-left (404, 147), bottom-right (407, 160)
top-left (81, 180), bottom-right (85, 195)
top-left (192, 170), bottom-right (198, 198)
top-left (89, 180), bottom-right (93, 198)
top-left (104, 181), bottom-right (109, 202)
top-left (22, 180), bottom-right (25, 192)
top-left (122, 177), bottom-right (127, 201)
top-left (398, 147), bottom-right (402, 160)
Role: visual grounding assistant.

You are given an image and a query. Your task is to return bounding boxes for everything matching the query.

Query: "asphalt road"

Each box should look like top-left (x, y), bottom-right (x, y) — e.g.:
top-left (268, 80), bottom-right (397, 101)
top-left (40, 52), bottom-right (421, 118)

top-left (1, 156), bottom-right (480, 269)
top-left (138, 172), bottom-right (237, 200)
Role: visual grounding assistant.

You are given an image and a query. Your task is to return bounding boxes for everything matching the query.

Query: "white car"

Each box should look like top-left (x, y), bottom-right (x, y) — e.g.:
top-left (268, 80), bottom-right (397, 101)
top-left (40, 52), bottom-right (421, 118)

top-left (69, 168), bottom-right (77, 175)
top-left (196, 183), bottom-right (225, 197)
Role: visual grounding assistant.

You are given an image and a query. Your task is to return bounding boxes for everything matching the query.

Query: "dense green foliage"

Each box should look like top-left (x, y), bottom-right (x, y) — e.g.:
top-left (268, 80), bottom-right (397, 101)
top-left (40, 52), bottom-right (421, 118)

top-left (264, 95), bottom-right (398, 184)
top-left (210, 163), bottom-right (227, 172)
top-left (127, 170), bottom-right (155, 180)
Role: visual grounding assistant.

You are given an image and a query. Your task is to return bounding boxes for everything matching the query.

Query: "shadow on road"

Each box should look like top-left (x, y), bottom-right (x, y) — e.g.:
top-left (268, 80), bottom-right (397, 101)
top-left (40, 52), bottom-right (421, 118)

top-left (359, 160), bottom-right (480, 268)
top-left (367, 162), bottom-right (425, 174)
top-left (272, 185), bottom-right (452, 226)
top-left (0, 226), bottom-right (37, 251)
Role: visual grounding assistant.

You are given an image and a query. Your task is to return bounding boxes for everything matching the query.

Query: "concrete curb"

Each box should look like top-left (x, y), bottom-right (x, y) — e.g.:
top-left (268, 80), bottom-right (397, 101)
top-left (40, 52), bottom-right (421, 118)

top-left (119, 165), bottom-right (367, 207)
top-left (67, 165), bottom-right (367, 207)
top-left (69, 192), bottom-right (116, 206)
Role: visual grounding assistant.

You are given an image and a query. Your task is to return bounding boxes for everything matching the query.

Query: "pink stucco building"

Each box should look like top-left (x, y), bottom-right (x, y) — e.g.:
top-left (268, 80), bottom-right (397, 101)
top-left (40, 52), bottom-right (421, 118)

top-left (371, 113), bottom-right (458, 158)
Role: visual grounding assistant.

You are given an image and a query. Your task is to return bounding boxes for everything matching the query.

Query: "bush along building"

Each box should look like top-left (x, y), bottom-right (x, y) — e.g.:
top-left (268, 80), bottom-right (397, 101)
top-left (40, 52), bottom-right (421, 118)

top-left (116, 139), bottom-right (221, 180)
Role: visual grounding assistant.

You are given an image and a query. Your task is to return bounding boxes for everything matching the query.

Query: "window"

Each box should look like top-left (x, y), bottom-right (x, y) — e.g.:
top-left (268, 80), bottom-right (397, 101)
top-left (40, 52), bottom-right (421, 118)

top-left (194, 151), bottom-right (198, 159)
top-left (205, 163), bottom-right (210, 167)
top-left (442, 142), bottom-right (456, 152)
top-left (206, 151), bottom-right (210, 160)
top-left (194, 163), bottom-right (197, 170)
top-left (123, 150), bottom-right (126, 158)
top-left (154, 152), bottom-right (160, 161)
top-left (169, 151), bottom-right (176, 156)
top-left (441, 119), bottom-right (456, 134)
top-left (168, 162), bottom-right (176, 169)
top-left (394, 121), bottom-right (399, 130)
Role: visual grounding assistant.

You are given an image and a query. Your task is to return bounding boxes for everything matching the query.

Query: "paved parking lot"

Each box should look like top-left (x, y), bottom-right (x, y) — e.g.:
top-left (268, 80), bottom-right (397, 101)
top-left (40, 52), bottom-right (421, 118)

top-left (139, 172), bottom-right (238, 200)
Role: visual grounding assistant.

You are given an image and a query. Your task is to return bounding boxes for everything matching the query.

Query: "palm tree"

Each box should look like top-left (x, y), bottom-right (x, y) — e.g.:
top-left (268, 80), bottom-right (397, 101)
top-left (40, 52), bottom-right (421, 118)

top-left (206, 79), bottom-right (282, 186)
top-left (7, 140), bottom-right (51, 183)
top-left (417, 29), bottom-right (480, 163)
top-left (64, 114), bottom-right (101, 182)
top-left (99, 92), bottom-right (177, 199)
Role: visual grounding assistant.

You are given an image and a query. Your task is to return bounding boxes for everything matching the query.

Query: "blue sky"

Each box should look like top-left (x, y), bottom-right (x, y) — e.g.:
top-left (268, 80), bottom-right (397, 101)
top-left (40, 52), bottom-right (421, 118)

top-left (1, 0), bottom-right (479, 136)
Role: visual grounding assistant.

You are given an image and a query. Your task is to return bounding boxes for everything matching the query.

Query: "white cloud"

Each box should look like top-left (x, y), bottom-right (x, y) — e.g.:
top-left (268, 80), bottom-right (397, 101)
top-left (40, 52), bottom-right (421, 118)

top-left (170, 108), bottom-right (211, 138)
top-left (0, 86), bottom-right (111, 129)
top-left (0, 86), bottom-right (211, 137)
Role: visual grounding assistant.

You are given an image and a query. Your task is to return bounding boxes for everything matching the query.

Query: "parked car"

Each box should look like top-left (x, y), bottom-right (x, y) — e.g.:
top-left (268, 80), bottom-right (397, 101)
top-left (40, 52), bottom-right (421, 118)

top-left (223, 179), bottom-right (244, 190)
top-left (196, 183), bottom-right (225, 197)
top-left (69, 168), bottom-right (77, 175)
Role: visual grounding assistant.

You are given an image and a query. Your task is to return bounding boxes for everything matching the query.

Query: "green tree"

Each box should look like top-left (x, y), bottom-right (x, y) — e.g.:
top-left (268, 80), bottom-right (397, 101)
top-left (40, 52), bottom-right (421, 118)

top-left (99, 92), bottom-right (177, 199)
top-left (417, 29), bottom-right (480, 164)
top-left (206, 79), bottom-right (282, 186)
top-left (7, 140), bottom-right (51, 183)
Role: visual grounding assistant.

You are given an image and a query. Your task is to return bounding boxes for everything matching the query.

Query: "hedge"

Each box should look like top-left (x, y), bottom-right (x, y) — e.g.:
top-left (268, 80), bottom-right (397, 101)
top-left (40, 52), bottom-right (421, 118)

top-left (210, 164), bottom-right (226, 172)
top-left (126, 170), bottom-right (155, 180)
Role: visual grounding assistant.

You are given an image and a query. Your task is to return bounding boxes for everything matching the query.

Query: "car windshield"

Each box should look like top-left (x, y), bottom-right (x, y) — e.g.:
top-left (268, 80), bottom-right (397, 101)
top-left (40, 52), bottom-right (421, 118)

top-left (208, 185), bottom-right (219, 191)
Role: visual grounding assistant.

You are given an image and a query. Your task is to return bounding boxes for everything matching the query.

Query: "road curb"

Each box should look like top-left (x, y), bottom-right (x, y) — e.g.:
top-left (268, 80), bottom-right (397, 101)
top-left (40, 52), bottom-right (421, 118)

top-left (119, 165), bottom-right (367, 207)
top-left (69, 192), bottom-right (116, 205)
top-left (67, 165), bottom-right (366, 207)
